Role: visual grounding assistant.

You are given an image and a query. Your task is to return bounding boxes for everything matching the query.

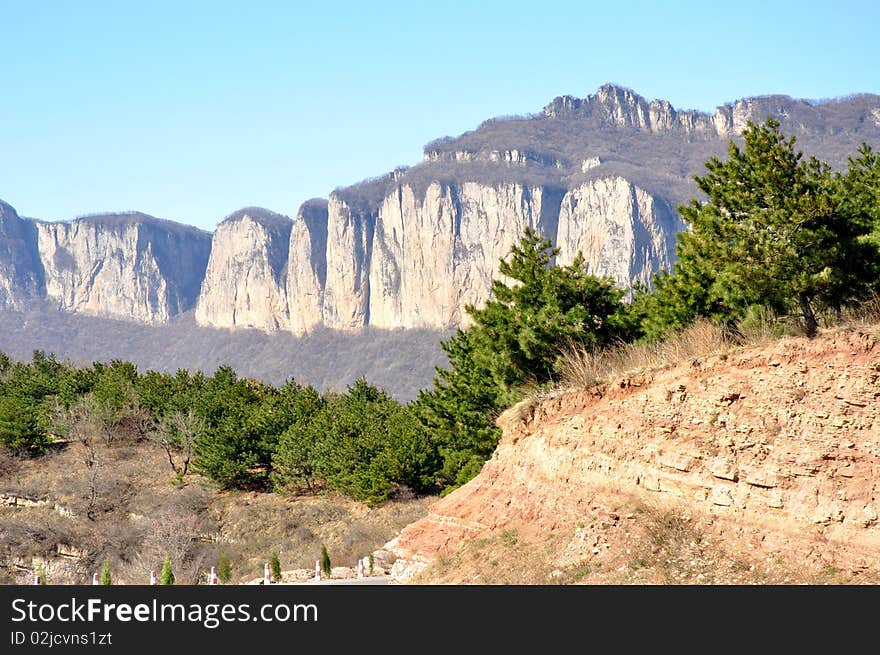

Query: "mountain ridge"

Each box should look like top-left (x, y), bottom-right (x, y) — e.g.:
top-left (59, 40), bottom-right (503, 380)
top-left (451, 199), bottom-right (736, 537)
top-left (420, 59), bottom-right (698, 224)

top-left (2, 85), bottom-right (878, 397)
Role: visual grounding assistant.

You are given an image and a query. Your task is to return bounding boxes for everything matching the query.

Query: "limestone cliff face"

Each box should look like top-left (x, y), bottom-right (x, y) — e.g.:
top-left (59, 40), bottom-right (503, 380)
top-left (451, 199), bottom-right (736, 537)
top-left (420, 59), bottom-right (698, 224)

top-left (35, 214), bottom-right (210, 324)
top-left (3, 176), bottom-right (684, 336)
top-left (248, 178), bottom-right (679, 335)
top-left (287, 199), bottom-right (328, 336)
top-left (368, 182), bottom-right (564, 330)
top-left (0, 200), bottom-right (42, 309)
top-left (5, 86), bottom-right (874, 337)
top-left (195, 208), bottom-right (292, 332)
top-left (319, 196), bottom-right (375, 331)
top-left (555, 177), bottom-right (687, 290)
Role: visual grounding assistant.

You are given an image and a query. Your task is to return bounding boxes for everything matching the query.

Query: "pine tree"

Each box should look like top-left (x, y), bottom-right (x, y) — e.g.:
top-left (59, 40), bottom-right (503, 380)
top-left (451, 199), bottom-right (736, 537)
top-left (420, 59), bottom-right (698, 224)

top-left (217, 551), bottom-right (232, 584)
top-left (415, 228), bottom-right (633, 487)
top-left (652, 118), bottom-right (879, 338)
top-left (0, 394), bottom-right (48, 454)
top-left (159, 554), bottom-right (175, 585)
top-left (270, 552), bottom-right (282, 583)
top-left (100, 559), bottom-right (112, 585)
top-left (270, 386), bottom-right (325, 493)
top-left (320, 545), bottom-right (331, 578)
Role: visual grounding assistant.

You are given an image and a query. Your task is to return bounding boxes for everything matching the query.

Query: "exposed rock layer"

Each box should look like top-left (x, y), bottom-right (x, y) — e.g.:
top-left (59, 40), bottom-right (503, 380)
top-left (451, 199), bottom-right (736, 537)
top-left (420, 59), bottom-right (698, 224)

top-left (388, 329), bottom-right (880, 583)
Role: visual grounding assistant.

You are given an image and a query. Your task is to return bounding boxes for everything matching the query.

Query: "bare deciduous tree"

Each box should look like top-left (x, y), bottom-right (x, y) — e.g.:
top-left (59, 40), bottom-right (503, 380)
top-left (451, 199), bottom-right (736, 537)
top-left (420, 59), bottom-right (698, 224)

top-left (149, 409), bottom-right (203, 476)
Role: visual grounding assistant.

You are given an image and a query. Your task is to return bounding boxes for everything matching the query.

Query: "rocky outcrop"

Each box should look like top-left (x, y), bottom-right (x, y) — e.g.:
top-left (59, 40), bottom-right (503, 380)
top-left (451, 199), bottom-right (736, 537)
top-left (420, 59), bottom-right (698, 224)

top-left (35, 213), bottom-right (210, 324)
top-left (541, 83), bottom-right (800, 138)
top-left (543, 83), bottom-right (723, 134)
top-left (287, 199), bottom-right (328, 335)
top-left (320, 195), bottom-right (375, 331)
top-left (423, 148), bottom-right (564, 169)
top-left (0, 200), bottom-right (42, 309)
top-left (368, 182), bottom-right (564, 330)
top-left (203, 178), bottom-right (679, 335)
top-left (387, 329), bottom-right (880, 583)
top-left (195, 208), bottom-right (292, 332)
top-left (555, 177), bottom-right (687, 290)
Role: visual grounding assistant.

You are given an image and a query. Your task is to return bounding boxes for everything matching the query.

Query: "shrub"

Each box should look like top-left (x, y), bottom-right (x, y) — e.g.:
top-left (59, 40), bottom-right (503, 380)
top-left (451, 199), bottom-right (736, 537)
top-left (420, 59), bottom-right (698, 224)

top-left (217, 551), bottom-right (232, 584)
top-left (100, 559), bottom-right (112, 585)
top-left (270, 552), bottom-right (282, 583)
top-left (320, 545), bottom-right (331, 578)
top-left (159, 554), bottom-right (175, 585)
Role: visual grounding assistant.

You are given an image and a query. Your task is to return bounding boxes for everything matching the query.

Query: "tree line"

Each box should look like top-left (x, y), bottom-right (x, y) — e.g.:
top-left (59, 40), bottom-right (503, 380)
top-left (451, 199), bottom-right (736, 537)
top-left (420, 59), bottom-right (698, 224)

top-left (2, 119), bottom-right (879, 498)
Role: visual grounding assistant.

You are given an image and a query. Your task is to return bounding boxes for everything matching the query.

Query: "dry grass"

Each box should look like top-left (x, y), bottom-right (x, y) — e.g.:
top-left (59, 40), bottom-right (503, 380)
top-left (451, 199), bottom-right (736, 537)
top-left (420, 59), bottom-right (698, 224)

top-left (557, 295), bottom-right (880, 394)
top-left (559, 320), bottom-right (733, 391)
top-left (835, 292), bottom-right (880, 335)
top-left (412, 526), bottom-right (558, 585)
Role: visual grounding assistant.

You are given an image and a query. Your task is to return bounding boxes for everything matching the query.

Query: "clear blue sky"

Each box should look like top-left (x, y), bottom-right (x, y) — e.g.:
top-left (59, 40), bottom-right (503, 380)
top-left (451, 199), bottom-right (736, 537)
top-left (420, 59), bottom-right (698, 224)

top-left (2, 0), bottom-right (878, 232)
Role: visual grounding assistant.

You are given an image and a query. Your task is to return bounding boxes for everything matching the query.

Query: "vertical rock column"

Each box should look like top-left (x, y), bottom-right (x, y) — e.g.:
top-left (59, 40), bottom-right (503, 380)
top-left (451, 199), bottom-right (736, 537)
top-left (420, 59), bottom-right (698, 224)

top-left (195, 210), bottom-right (292, 332)
top-left (287, 199), bottom-right (329, 336)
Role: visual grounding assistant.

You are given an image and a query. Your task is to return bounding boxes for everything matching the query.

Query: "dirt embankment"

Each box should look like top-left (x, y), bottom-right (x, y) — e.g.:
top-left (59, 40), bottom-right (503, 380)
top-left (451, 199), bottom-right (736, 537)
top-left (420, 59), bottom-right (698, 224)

top-left (388, 328), bottom-right (880, 584)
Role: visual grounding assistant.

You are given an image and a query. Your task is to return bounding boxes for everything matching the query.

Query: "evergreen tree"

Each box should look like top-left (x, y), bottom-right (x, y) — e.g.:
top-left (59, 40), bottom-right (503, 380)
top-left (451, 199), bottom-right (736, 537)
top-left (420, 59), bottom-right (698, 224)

top-left (192, 367), bottom-right (263, 489)
top-left (467, 229), bottom-right (633, 395)
top-left (36, 563), bottom-right (47, 585)
top-left (651, 118), bottom-right (878, 338)
top-left (100, 559), bottom-right (112, 585)
top-left (0, 393), bottom-right (48, 454)
top-left (415, 228), bottom-right (632, 487)
top-left (217, 551), bottom-right (232, 584)
top-left (320, 545), bottom-right (331, 578)
top-left (270, 385), bottom-right (325, 493)
top-left (159, 554), bottom-right (175, 585)
top-left (837, 142), bottom-right (880, 287)
top-left (270, 552), bottom-right (282, 583)
top-left (414, 330), bottom-right (503, 487)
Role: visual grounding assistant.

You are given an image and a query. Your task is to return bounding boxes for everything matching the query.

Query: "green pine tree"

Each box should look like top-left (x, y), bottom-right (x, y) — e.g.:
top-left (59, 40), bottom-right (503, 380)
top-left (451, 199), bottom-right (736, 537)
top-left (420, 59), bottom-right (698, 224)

top-left (270, 552), bottom-right (282, 583)
top-left (648, 118), bottom-right (879, 338)
top-left (217, 551), bottom-right (232, 584)
top-left (100, 559), bottom-right (112, 586)
top-left (320, 545), bottom-right (331, 578)
top-left (415, 227), bottom-right (634, 487)
top-left (159, 554), bottom-right (175, 585)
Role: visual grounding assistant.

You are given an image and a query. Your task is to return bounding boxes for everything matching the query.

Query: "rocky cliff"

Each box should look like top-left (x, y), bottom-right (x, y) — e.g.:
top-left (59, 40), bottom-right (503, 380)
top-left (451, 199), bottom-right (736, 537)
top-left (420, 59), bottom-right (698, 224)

top-left (541, 82), bottom-right (775, 136)
top-left (286, 199), bottom-right (328, 335)
top-left (278, 177), bottom-right (675, 333)
top-left (366, 181), bottom-right (564, 330)
top-left (194, 208), bottom-right (292, 332)
top-left (34, 213), bottom-right (211, 324)
top-left (0, 200), bottom-right (43, 310)
top-left (555, 177), bottom-right (686, 290)
top-left (2, 85), bottom-right (878, 337)
top-left (386, 328), bottom-right (880, 584)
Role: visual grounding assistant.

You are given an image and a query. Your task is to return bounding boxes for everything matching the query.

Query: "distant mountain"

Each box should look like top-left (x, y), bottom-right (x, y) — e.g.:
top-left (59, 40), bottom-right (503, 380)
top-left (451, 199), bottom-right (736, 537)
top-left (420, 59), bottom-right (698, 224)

top-left (1, 84), bottom-right (878, 396)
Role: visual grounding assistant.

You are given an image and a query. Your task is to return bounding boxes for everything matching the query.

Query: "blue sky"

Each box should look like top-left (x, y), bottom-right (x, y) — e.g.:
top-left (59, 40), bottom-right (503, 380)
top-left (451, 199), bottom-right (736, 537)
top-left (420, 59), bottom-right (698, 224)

top-left (2, 0), bottom-right (878, 232)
